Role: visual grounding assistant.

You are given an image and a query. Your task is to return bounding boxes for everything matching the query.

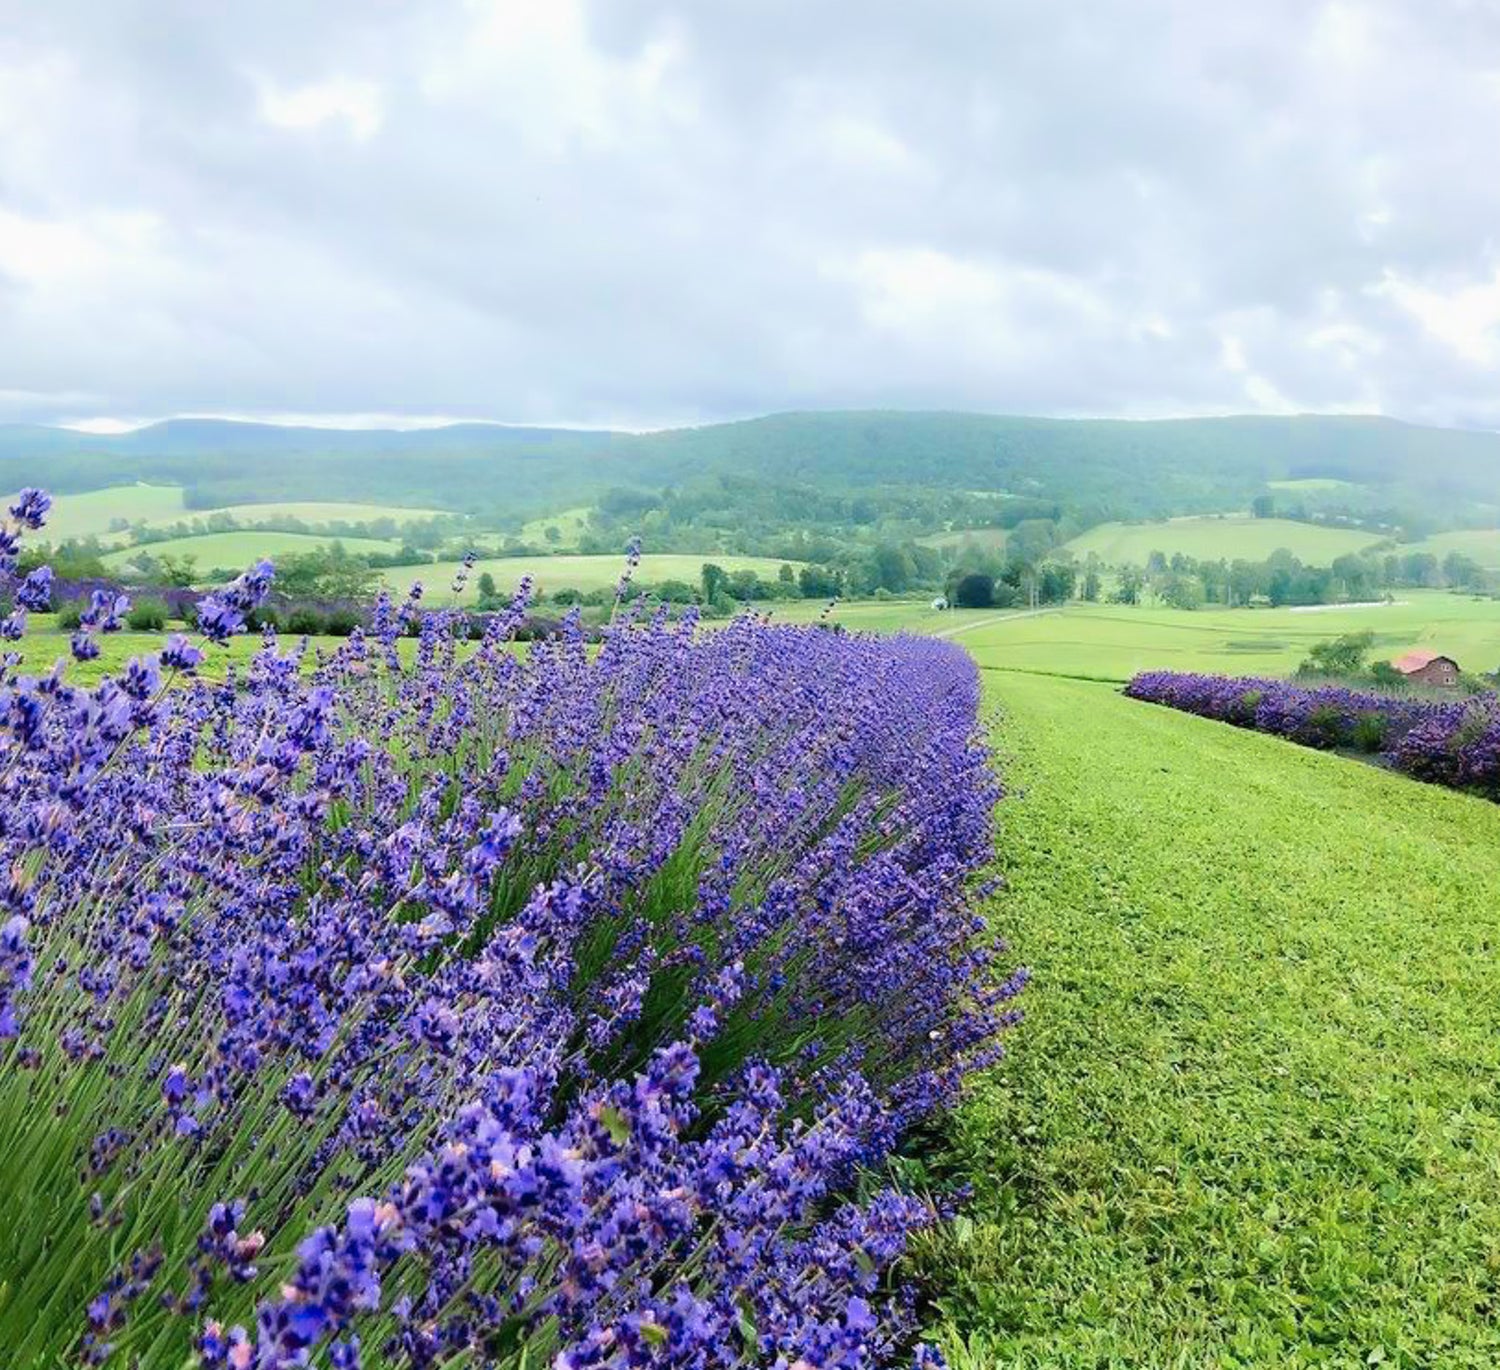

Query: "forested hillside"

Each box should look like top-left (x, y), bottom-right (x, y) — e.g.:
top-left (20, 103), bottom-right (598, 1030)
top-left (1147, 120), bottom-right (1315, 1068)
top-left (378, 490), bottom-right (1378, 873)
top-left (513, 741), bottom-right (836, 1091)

top-left (5, 411), bottom-right (1499, 528)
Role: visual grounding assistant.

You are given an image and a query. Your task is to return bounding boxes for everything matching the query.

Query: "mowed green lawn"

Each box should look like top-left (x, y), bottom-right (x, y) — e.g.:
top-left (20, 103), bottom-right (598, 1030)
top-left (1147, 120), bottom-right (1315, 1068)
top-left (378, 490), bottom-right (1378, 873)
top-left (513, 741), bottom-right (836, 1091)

top-left (1063, 517), bottom-right (1386, 564)
top-left (961, 592), bottom-right (1500, 681)
top-left (922, 671), bottom-right (1500, 1367)
top-left (378, 553), bottom-right (801, 603)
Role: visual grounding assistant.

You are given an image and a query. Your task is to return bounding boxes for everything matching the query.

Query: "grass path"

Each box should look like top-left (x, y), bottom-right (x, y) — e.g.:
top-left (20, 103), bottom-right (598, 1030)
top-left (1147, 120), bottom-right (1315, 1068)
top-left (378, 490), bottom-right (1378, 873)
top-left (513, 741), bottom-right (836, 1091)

top-left (932, 608), bottom-right (1062, 640)
top-left (922, 672), bottom-right (1500, 1368)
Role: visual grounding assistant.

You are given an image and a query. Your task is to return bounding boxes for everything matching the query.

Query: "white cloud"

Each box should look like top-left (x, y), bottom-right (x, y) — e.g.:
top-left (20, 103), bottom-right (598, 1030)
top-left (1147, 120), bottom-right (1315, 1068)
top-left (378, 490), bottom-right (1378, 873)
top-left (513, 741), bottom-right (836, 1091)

top-left (257, 77), bottom-right (383, 140)
top-left (1373, 266), bottom-right (1500, 366)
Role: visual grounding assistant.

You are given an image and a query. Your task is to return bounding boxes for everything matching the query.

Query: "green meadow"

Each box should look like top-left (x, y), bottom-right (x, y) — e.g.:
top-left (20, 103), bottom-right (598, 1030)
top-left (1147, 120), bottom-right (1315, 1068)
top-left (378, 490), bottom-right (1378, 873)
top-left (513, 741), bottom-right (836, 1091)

top-left (921, 668), bottom-right (1500, 1367)
top-left (1061, 516), bottom-right (1385, 564)
top-left (101, 529), bottom-right (404, 571)
top-left (956, 592), bottom-right (1500, 681)
top-left (517, 506), bottom-right (594, 549)
top-left (43, 486), bottom-right (447, 545)
top-left (378, 552), bottom-right (801, 603)
top-left (1408, 528), bottom-right (1500, 570)
top-left (40, 484), bottom-right (188, 540)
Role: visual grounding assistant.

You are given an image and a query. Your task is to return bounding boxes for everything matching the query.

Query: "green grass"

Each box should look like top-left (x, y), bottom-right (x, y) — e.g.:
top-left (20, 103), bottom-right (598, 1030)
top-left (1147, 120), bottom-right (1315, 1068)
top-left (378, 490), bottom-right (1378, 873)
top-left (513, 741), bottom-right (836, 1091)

top-left (1267, 478), bottom-right (1358, 492)
top-left (959, 591), bottom-right (1500, 682)
top-left (919, 527), bottom-right (1010, 554)
top-left (42, 488), bottom-right (448, 547)
top-left (381, 553), bottom-right (802, 604)
top-left (1063, 517), bottom-right (1385, 565)
top-left (1405, 529), bottom-right (1500, 570)
top-left (101, 529), bottom-right (403, 573)
top-left (921, 671), bottom-right (1500, 1368)
top-left (143, 499), bottom-right (449, 529)
top-left (41, 484), bottom-right (188, 541)
top-left (518, 506), bottom-right (594, 549)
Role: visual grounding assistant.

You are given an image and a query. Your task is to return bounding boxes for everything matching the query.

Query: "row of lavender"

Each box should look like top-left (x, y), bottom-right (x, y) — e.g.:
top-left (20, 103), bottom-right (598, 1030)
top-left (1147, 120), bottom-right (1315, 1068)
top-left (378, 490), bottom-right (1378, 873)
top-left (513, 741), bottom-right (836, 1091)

top-left (0, 491), bottom-right (1021, 1369)
top-left (1124, 670), bottom-right (1500, 798)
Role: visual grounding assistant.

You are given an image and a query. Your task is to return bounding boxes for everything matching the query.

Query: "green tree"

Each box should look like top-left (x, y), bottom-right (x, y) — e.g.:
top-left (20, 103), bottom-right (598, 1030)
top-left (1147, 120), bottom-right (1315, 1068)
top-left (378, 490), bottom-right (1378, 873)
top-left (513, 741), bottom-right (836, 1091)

top-left (1111, 568), bottom-right (1144, 605)
top-left (1251, 494), bottom-right (1276, 518)
top-left (700, 563), bottom-right (728, 602)
top-left (952, 573), bottom-right (994, 608)
top-left (1296, 631), bottom-right (1375, 678)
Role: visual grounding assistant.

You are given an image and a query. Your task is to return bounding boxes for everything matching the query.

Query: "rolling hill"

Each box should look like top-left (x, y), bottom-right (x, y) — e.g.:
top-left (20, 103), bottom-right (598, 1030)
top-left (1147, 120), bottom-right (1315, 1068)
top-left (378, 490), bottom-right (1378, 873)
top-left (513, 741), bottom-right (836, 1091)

top-left (4, 412), bottom-right (1500, 527)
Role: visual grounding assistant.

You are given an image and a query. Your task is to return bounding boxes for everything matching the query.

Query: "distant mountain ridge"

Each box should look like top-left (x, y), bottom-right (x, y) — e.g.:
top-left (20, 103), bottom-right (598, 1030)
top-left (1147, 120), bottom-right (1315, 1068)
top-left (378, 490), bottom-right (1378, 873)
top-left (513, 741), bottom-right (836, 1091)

top-left (3, 411), bottom-right (1497, 525)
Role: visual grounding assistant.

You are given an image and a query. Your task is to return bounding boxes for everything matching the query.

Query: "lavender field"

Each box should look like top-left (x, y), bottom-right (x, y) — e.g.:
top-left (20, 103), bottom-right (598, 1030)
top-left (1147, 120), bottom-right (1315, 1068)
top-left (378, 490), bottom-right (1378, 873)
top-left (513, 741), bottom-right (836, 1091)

top-left (0, 492), bottom-right (1024, 1368)
top-left (1125, 670), bottom-right (1500, 800)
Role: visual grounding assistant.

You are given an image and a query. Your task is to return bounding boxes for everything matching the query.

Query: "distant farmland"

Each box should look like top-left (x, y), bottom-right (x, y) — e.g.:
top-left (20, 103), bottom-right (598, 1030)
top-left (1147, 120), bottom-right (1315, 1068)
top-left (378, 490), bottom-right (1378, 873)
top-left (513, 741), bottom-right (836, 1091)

top-left (101, 529), bottom-right (403, 571)
top-left (378, 552), bottom-right (800, 603)
top-left (1063, 515), bottom-right (1386, 564)
top-left (44, 485), bottom-right (448, 544)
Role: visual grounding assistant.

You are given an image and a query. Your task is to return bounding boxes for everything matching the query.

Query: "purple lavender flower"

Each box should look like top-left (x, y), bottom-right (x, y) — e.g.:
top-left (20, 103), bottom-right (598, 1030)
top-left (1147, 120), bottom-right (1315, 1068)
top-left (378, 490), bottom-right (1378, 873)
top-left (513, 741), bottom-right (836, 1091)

top-left (9, 487), bottom-right (51, 530)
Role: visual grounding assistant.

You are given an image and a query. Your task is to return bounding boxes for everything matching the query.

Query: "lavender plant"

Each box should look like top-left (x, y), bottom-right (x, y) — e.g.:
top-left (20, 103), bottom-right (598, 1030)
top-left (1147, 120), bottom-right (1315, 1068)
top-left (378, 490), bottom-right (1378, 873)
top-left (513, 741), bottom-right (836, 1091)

top-left (0, 492), bottom-right (1021, 1369)
top-left (1126, 670), bottom-right (1500, 799)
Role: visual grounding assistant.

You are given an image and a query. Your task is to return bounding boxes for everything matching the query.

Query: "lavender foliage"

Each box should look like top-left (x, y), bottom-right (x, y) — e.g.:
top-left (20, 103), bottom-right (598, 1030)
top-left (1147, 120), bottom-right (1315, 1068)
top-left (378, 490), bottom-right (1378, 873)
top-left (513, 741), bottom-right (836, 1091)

top-left (1125, 670), bottom-right (1500, 799)
top-left (0, 501), bottom-right (1020, 1369)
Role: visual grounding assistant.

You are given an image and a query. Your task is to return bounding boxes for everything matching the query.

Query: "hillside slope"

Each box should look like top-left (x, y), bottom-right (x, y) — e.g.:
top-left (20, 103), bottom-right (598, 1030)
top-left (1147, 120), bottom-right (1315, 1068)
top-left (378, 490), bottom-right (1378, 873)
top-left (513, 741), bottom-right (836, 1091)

top-left (3, 412), bottom-right (1499, 523)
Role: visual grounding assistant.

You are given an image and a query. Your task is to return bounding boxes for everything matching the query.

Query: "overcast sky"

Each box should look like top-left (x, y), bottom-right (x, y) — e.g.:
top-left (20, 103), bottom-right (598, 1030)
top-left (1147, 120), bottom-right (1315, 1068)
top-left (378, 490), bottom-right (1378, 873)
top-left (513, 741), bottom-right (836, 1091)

top-left (2, 0), bottom-right (1499, 431)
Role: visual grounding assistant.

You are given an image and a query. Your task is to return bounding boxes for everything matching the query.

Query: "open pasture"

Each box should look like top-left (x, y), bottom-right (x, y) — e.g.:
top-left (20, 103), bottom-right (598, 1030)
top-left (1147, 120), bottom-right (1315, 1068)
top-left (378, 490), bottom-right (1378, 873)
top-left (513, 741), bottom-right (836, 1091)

top-left (43, 486), bottom-right (449, 546)
top-left (517, 505), bottom-right (594, 548)
top-left (1406, 527), bottom-right (1500, 569)
top-left (958, 591), bottom-right (1500, 681)
top-left (379, 551), bottom-right (800, 602)
top-left (918, 527), bottom-right (1010, 555)
top-left (1062, 516), bottom-right (1386, 565)
top-left (40, 484), bottom-right (188, 541)
top-left (101, 528), bottom-right (403, 572)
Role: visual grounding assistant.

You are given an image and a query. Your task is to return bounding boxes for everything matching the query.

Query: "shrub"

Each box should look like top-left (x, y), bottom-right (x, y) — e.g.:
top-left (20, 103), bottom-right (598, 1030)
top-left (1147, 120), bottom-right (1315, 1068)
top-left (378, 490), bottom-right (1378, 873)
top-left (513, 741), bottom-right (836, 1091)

top-left (953, 572), bottom-right (994, 609)
top-left (1350, 710), bottom-right (1388, 752)
top-left (285, 606), bottom-right (325, 635)
top-left (56, 601), bottom-right (83, 630)
top-left (124, 599), bottom-right (168, 631)
top-left (246, 606), bottom-right (280, 632)
top-left (322, 607), bottom-right (360, 636)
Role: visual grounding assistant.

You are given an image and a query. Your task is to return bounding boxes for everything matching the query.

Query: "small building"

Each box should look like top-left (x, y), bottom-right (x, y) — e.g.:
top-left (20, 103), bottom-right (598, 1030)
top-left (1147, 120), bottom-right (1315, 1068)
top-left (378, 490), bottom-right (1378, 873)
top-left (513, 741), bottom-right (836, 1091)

top-left (1390, 649), bottom-right (1461, 687)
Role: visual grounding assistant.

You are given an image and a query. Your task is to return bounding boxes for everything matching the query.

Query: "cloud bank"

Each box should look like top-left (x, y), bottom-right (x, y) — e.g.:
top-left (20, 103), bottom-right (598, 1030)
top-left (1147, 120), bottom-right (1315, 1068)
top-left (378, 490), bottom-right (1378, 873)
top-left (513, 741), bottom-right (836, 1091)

top-left (2, 0), bottom-right (1499, 429)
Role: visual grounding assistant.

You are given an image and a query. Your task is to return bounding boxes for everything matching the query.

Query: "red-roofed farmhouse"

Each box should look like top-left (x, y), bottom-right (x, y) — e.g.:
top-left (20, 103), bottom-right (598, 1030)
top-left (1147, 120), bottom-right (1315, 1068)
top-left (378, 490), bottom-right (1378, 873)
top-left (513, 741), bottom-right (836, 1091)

top-left (1390, 650), bottom-right (1461, 687)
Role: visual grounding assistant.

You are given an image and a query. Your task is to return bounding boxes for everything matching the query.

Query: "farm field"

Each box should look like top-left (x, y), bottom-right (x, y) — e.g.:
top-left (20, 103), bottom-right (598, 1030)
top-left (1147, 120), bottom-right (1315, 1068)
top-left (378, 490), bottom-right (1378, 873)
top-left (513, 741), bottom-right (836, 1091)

top-left (923, 670), bottom-right (1500, 1367)
top-left (1062, 516), bottom-right (1386, 564)
top-left (919, 527), bottom-right (1009, 555)
top-left (517, 505), bottom-right (593, 548)
top-left (39, 483), bottom-right (188, 540)
top-left (378, 551), bottom-right (801, 602)
top-left (101, 528), bottom-right (403, 571)
top-left (43, 487), bottom-right (449, 544)
top-left (135, 499), bottom-right (450, 530)
top-left (958, 592), bottom-right (1500, 681)
top-left (1406, 528), bottom-right (1500, 569)
top-left (1267, 477), bottom-right (1359, 492)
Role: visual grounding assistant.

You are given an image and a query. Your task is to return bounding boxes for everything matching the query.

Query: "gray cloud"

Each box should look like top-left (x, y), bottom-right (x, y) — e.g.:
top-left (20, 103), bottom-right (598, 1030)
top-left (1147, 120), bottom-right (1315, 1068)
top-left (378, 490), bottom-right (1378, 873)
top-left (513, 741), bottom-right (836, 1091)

top-left (2, 0), bottom-right (1499, 429)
